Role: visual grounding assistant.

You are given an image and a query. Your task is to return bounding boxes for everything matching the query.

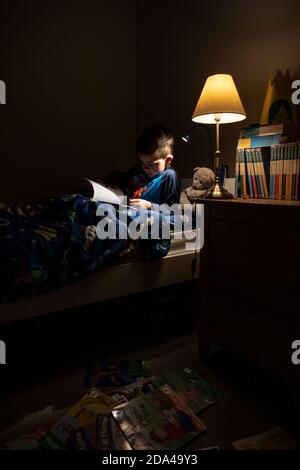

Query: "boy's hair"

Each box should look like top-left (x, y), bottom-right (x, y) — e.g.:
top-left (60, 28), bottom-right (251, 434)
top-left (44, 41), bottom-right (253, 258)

top-left (136, 124), bottom-right (174, 159)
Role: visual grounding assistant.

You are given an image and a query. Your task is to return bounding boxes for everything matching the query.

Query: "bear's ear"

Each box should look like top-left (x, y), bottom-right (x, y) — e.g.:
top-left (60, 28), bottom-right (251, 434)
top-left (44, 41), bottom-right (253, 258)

top-left (193, 167), bottom-right (200, 172)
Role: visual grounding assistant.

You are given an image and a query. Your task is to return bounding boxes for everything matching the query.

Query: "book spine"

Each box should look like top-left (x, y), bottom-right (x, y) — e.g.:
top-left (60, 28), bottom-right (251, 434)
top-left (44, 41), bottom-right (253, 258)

top-left (269, 147), bottom-right (274, 199)
top-left (249, 149), bottom-right (258, 198)
top-left (288, 144), bottom-right (292, 200)
top-left (245, 149), bottom-right (253, 198)
top-left (274, 146), bottom-right (279, 200)
top-left (290, 146), bottom-right (294, 200)
top-left (254, 149), bottom-right (261, 197)
top-left (291, 144), bottom-right (296, 200)
top-left (237, 139), bottom-right (300, 200)
top-left (253, 149), bottom-right (262, 198)
top-left (235, 148), bottom-right (240, 197)
top-left (276, 146), bottom-right (280, 199)
top-left (286, 144), bottom-right (292, 200)
top-left (282, 145), bottom-right (286, 199)
top-left (296, 142), bottom-right (300, 200)
top-left (273, 145), bottom-right (280, 199)
top-left (240, 150), bottom-right (248, 198)
top-left (261, 147), bottom-right (271, 198)
top-left (277, 145), bottom-right (283, 199)
top-left (258, 148), bottom-right (268, 198)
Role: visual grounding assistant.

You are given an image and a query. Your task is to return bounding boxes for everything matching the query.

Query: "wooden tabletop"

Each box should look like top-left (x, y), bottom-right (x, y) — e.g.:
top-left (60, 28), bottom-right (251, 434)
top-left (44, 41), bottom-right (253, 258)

top-left (200, 197), bottom-right (300, 207)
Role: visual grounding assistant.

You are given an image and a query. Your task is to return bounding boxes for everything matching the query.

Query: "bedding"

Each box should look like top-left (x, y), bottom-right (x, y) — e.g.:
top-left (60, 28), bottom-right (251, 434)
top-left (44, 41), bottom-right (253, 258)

top-left (0, 193), bottom-right (173, 304)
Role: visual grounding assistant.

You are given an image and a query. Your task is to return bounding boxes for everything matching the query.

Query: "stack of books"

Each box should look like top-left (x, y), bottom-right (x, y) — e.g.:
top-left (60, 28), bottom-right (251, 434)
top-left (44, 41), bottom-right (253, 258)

top-left (235, 123), bottom-right (300, 200)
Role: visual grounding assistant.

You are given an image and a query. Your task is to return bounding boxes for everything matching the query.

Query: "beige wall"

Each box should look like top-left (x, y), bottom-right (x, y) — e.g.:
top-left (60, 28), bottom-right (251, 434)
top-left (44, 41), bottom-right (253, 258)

top-left (136, 0), bottom-right (300, 177)
top-left (0, 0), bottom-right (136, 201)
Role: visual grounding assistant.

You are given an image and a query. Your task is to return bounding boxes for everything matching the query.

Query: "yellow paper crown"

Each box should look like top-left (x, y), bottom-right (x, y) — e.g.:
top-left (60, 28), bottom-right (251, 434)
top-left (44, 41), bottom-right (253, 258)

top-left (260, 69), bottom-right (296, 124)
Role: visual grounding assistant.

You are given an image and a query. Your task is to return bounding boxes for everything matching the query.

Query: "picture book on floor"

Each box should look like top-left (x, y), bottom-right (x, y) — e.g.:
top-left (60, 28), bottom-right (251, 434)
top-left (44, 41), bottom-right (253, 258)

top-left (83, 360), bottom-right (150, 388)
top-left (112, 385), bottom-right (207, 450)
top-left (154, 367), bottom-right (225, 414)
top-left (41, 388), bottom-right (117, 449)
top-left (107, 377), bottom-right (157, 404)
top-left (232, 426), bottom-right (299, 450)
top-left (70, 412), bottom-right (132, 450)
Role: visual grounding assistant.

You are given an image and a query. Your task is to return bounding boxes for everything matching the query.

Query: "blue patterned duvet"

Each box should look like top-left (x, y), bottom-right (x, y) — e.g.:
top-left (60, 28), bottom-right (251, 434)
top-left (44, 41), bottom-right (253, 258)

top-left (0, 194), bottom-right (171, 304)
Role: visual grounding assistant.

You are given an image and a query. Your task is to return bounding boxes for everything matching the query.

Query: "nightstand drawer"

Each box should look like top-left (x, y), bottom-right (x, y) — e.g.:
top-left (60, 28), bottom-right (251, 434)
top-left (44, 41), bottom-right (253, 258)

top-left (209, 202), bottom-right (300, 230)
top-left (208, 220), bottom-right (300, 294)
top-left (206, 274), bottom-right (296, 361)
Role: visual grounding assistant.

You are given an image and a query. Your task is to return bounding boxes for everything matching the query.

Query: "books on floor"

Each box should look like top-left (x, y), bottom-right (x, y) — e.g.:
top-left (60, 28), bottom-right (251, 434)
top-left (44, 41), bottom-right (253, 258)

top-left (106, 377), bottom-right (157, 404)
top-left (83, 360), bottom-right (151, 388)
top-left (38, 366), bottom-right (225, 450)
top-left (70, 412), bottom-right (132, 450)
top-left (112, 386), bottom-right (207, 450)
top-left (40, 388), bottom-right (118, 449)
top-left (153, 367), bottom-right (226, 414)
top-left (232, 426), bottom-right (299, 450)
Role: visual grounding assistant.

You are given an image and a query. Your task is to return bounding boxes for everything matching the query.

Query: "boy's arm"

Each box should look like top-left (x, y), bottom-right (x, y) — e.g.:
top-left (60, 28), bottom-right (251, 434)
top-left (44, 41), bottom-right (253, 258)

top-left (159, 168), bottom-right (181, 206)
top-left (148, 168), bottom-right (180, 212)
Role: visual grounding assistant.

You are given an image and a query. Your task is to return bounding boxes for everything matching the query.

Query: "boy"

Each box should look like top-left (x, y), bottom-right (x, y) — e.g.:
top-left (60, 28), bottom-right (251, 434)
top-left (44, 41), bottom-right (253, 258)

top-left (108, 125), bottom-right (180, 211)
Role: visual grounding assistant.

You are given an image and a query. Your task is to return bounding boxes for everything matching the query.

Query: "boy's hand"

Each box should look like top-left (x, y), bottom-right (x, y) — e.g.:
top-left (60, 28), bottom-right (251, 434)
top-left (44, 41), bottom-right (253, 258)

top-left (129, 199), bottom-right (152, 210)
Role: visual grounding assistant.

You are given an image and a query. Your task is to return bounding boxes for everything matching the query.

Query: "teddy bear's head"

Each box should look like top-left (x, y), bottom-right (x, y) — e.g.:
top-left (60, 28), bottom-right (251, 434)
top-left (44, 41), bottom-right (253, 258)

top-left (192, 167), bottom-right (215, 190)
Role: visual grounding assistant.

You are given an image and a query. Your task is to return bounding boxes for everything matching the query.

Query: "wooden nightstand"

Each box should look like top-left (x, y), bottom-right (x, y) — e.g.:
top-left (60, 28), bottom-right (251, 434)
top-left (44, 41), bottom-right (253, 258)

top-left (198, 198), bottom-right (300, 396)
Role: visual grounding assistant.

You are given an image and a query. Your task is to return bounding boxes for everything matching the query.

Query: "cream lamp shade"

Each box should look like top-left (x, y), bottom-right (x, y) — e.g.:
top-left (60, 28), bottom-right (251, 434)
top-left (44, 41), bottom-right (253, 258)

top-left (192, 74), bottom-right (246, 124)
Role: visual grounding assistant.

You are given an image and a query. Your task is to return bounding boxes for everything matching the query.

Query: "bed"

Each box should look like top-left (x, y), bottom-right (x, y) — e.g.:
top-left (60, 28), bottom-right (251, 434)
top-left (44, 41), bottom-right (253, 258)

top-left (0, 228), bottom-right (200, 325)
top-left (0, 180), bottom-right (202, 326)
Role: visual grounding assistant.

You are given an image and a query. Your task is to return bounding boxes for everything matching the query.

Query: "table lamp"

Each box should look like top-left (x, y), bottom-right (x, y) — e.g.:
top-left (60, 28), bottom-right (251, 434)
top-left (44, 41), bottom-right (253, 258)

top-left (192, 74), bottom-right (246, 198)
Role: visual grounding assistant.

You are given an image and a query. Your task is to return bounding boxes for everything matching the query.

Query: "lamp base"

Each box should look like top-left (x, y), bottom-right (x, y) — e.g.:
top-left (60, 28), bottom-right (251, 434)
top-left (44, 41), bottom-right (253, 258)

top-left (205, 181), bottom-right (234, 199)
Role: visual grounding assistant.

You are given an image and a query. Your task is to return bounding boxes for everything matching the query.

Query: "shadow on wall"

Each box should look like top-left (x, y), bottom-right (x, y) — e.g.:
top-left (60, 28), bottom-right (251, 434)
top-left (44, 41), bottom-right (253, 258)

top-left (0, 0), bottom-right (136, 202)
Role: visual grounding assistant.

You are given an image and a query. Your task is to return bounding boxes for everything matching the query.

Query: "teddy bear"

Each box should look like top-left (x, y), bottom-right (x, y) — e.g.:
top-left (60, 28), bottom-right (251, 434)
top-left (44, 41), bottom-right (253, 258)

top-left (180, 167), bottom-right (215, 205)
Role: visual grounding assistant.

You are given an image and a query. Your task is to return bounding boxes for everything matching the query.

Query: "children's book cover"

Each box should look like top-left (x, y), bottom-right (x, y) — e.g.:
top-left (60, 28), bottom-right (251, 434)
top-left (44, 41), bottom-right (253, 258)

top-left (83, 360), bottom-right (150, 388)
top-left (154, 367), bottom-right (225, 414)
top-left (107, 377), bottom-right (157, 405)
top-left (112, 385), bottom-right (207, 450)
top-left (232, 426), bottom-right (299, 450)
top-left (41, 388), bottom-right (117, 449)
top-left (70, 413), bottom-right (132, 450)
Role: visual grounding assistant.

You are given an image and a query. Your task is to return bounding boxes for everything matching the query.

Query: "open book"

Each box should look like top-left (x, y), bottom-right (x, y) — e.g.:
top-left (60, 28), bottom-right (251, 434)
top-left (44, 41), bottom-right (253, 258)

top-left (84, 177), bottom-right (126, 206)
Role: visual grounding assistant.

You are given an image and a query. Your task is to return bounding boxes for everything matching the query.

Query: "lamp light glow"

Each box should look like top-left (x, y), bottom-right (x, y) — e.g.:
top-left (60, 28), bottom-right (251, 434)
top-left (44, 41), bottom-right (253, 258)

top-left (191, 74), bottom-right (246, 198)
top-left (192, 74), bottom-right (246, 124)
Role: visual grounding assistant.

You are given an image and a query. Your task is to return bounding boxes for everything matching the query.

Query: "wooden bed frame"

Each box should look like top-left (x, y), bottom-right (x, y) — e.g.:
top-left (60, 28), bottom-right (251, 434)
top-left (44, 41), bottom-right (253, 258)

top-left (0, 229), bottom-right (200, 325)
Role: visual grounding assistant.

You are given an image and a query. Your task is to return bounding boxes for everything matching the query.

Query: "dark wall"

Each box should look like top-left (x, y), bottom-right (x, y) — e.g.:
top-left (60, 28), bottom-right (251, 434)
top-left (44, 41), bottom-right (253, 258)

top-left (136, 0), bottom-right (300, 177)
top-left (1, 0), bottom-right (299, 201)
top-left (0, 0), bottom-right (136, 201)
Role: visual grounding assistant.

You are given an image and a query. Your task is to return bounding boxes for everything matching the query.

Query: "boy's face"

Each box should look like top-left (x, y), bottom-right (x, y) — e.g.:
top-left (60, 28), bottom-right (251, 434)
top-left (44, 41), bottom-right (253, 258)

top-left (138, 148), bottom-right (173, 177)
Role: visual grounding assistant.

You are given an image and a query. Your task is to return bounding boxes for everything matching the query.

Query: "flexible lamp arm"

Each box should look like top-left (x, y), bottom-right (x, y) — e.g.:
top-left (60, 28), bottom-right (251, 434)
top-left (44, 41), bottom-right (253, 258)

top-left (182, 124), bottom-right (214, 166)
